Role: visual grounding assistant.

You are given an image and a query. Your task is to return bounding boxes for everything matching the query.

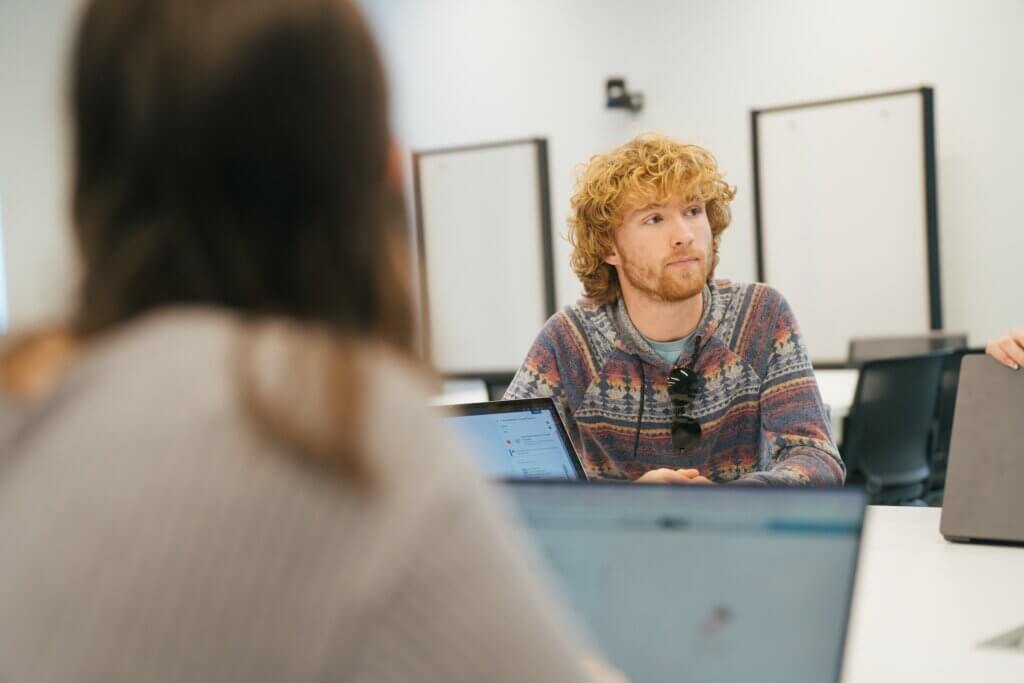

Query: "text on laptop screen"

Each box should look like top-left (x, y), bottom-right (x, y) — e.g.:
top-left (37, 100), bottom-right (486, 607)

top-left (506, 484), bottom-right (865, 683)
top-left (446, 408), bottom-right (581, 480)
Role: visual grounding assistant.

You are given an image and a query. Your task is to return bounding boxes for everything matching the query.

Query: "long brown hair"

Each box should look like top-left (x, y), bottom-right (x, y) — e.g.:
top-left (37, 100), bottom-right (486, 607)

top-left (68, 0), bottom-right (417, 481)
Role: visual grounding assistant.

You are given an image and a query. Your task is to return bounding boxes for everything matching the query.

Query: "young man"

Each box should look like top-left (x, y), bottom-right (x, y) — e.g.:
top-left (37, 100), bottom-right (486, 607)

top-left (506, 133), bottom-right (844, 485)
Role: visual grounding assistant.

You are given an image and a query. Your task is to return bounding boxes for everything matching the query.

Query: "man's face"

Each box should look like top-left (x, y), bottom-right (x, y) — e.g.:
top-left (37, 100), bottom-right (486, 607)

top-left (604, 197), bottom-right (713, 303)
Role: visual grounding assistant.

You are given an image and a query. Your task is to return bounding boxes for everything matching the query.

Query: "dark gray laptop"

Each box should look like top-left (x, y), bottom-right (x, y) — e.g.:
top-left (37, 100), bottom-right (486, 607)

top-left (505, 482), bottom-right (866, 683)
top-left (941, 355), bottom-right (1024, 544)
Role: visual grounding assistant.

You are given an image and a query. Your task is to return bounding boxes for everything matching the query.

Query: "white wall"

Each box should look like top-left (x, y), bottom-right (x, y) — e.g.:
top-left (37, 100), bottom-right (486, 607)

top-left (0, 0), bottom-right (81, 331)
top-left (1, 0), bottom-right (1021, 344)
top-left (362, 0), bottom-right (1024, 346)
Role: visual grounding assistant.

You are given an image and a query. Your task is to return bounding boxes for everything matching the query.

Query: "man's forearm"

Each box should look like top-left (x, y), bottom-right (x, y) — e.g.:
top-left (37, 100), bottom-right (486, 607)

top-left (738, 445), bottom-right (846, 486)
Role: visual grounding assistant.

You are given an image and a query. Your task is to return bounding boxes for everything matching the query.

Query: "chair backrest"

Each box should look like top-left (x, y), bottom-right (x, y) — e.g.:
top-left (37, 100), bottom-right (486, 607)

top-left (847, 332), bottom-right (967, 367)
top-left (931, 349), bottom-right (982, 468)
top-left (842, 352), bottom-right (947, 499)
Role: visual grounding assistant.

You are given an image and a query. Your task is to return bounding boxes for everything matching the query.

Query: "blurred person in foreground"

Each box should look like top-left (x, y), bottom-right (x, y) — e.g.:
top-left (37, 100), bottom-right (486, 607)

top-left (0, 1), bottom-right (622, 681)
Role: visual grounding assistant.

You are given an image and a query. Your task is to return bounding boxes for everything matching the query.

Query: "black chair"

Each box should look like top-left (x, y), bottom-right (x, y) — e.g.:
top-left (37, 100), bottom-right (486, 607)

top-left (841, 352), bottom-right (947, 505)
top-left (847, 332), bottom-right (967, 368)
top-left (924, 348), bottom-right (983, 505)
top-left (485, 374), bottom-right (515, 401)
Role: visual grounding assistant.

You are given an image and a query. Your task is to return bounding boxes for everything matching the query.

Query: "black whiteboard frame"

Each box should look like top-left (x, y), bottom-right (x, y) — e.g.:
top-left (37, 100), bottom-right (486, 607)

top-left (750, 87), bottom-right (943, 332)
top-left (412, 137), bottom-right (556, 377)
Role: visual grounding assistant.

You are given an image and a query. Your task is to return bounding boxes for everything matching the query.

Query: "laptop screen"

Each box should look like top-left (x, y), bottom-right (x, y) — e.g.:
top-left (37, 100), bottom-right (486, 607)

top-left (444, 399), bottom-right (586, 480)
top-left (505, 483), bottom-right (865, 683)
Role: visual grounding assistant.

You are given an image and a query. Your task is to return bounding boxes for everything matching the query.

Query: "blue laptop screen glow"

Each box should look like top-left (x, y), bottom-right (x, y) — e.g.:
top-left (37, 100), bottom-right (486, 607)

top-left (506, 484), bottom-right (865, 683)
top-left (447, 408), bottom-right (581, 480)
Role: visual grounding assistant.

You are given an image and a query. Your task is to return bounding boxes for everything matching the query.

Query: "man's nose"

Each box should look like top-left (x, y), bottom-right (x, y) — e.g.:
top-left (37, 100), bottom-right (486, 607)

top-left (671, 216), bottom-right (696, 247)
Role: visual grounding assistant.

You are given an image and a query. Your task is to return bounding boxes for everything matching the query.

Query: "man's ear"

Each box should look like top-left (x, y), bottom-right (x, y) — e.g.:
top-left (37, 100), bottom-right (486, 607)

top-left (603, 247), bottom-right (621, 267)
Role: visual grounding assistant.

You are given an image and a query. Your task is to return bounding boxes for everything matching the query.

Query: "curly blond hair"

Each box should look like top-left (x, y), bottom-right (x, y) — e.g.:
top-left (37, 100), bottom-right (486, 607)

top-left (568, 133), bottom-right (737, 305)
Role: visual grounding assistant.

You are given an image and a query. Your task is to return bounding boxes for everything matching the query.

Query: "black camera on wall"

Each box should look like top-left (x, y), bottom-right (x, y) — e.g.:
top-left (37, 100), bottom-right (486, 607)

top-left (606, 77), bottom-right (643, 113)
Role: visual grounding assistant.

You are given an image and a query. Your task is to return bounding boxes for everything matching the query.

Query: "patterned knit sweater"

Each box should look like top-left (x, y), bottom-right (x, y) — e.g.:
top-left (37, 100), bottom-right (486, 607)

top-left (505, 280), bottom-right (845, 485)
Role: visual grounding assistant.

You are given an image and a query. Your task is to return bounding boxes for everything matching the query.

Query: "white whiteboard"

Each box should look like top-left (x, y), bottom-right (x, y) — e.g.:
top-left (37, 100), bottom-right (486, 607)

top-left (755, 89), bottom-right (939, 364)
top-left (414, 139), bottom-right (554, 375)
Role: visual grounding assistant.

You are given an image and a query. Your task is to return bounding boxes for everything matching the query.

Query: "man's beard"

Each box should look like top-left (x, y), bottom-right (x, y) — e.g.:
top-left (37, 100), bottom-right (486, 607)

top-left (622, 254), bottom-right (708, 303)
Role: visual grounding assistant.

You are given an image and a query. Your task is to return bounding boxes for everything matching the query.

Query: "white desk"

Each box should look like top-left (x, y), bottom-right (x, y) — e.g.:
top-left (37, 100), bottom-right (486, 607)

top-left (430, 379), bottom-right (490, 406)
top-left (843, 506), bottom-right (1024, 681)
top-left (815, 368), bottom-right (859, 443)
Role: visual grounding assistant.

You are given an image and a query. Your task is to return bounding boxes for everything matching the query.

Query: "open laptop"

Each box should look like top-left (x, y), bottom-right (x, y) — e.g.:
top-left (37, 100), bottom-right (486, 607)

top-left (505, 482), bottom-right (866, 683)
top-left (941, 354), bottom-right (1024, 544)
top-left (442, 398), bottom-right (588, 480)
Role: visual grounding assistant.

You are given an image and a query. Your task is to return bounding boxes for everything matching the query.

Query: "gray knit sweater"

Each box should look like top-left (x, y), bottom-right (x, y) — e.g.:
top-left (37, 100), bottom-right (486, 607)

top-left (0, 309), bottom-right (589, 682)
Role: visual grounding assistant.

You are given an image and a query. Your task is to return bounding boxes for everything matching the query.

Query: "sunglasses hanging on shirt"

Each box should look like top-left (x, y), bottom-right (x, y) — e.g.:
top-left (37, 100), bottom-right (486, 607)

top-left (667, 365), bottom-right (702, 452)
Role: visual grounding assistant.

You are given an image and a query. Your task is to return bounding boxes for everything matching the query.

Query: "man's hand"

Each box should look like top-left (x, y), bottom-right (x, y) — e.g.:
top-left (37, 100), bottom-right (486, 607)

top-left (635, 468), bottom-right (715, 484)
top-left (986, 328), bottom-right (1024, 370)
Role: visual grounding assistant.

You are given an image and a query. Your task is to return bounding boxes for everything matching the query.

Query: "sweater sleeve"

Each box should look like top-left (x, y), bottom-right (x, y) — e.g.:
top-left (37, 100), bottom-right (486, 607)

top-left (504, 312), bottom-right (585, 451)
top-left (739, 293), bottom-right (846, 486)
top-left (344, 481), bottom-right (593, 683)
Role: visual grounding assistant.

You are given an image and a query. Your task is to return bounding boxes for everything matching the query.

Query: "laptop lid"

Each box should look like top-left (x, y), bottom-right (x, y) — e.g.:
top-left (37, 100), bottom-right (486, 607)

top-left (941, 354), bottom-right (1024, 544)
top-left (504, 482), bottom-right (866, 683)
top-left (443, 398), bottom-right (587, 480)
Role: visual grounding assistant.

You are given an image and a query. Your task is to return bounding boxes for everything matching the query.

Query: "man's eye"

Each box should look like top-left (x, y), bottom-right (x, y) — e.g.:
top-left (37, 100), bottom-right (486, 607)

top-left (686, 206), bottom-right (703, 217)
top-left (643, 214), bottom-right (663, 225)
